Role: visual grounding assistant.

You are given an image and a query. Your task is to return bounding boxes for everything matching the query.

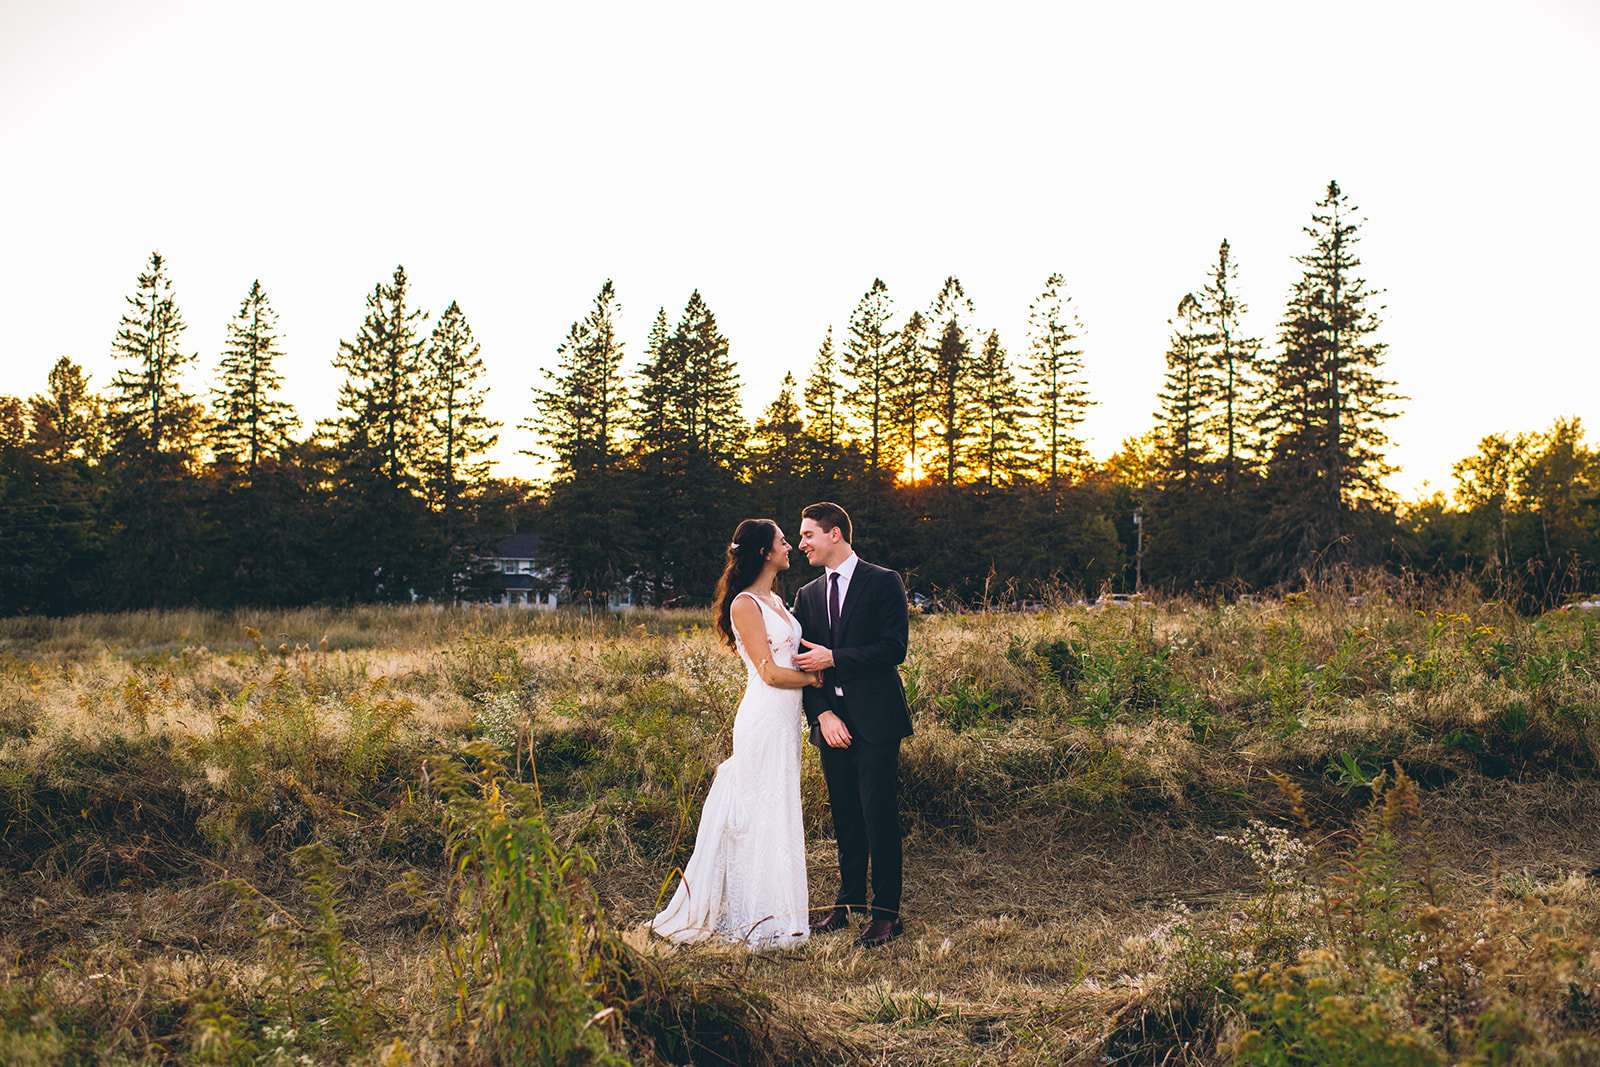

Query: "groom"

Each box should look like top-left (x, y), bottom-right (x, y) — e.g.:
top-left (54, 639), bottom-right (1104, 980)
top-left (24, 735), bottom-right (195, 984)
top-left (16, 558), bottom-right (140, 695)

top-left (792, 502), bottom-right (913, 948)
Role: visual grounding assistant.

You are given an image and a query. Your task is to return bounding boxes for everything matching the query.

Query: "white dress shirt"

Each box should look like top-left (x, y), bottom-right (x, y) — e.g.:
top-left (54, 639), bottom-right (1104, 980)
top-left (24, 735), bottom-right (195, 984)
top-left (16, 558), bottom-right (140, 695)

top-left (826, 553), bottom-right (859, 695)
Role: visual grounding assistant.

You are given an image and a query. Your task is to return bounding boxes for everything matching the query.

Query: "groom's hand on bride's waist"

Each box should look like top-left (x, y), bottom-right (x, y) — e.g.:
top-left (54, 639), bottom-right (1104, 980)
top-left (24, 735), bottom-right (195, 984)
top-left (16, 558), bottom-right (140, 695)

top-left (818, 710), bottom-right (852, 748)
top-left (794, 639), bottom-right (834, 671)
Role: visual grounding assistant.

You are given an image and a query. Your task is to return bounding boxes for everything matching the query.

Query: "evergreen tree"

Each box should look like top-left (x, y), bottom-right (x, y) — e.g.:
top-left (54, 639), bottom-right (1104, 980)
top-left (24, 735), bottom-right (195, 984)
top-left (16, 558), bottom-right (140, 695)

top-left (925, 315), bottom-right (977, 484)
top-left (0, 396), bottom-right (23, 451)
top-left (1153, 293), bottom-right (1213, 483)
top-left (628, 306), bottom-right (695, 604)
top-left (672, 292), bottom-right (744, 594)
top-left (1194, 240), bottom-right (1262, 494)
top-left (1024, 273), bottom-right (1092, 487)
top-left (888, 311), bottom-right (928, 482)
top-left (922, 277), bottom-right (979, 486)
top-left (749, 372), bottom-right (805, 497)
top-left (325, 265), bottom-right (433, 601)
top-left (0, 393), bottom-right (102, 614)
top-left (101, 252), bottom-right (207, 607)
top-left (926, 275), bottom-right (976, 338)
top-left (631, 307), bottom-right (685, 461)
top-left (212, 279), bottom-right (298, 477)
top-left (531, 280), bottom-right (629, 477)
top-left (1260, 181), bottom-right (1403, 573)
top-left (843, 278), bottom-right (897, 475)
top-left (200, 435), bottom-right (325, 609)
top-left (331, 265), bottom-right (428, 486)
top-left (107, 252), bottom-right (203, 465)
top-left (1146, 294), bottom-right (1230, 585)
top-left (803, 325), bottom-right (862, 488)
top-left (206, 281), bottom-right (315, 610)
top-left (421, 300), bottom-right (499, 533)
top-left (803, 327), bottom-right (843, 449)
top-left (972, 330), bottom-right (1025, 487)
top-left (531, 282), bottom-right (636, 606)
top-left (29, 357), bottom-right (106, 463)
top-left (673, 290), bottom-right (744, 461)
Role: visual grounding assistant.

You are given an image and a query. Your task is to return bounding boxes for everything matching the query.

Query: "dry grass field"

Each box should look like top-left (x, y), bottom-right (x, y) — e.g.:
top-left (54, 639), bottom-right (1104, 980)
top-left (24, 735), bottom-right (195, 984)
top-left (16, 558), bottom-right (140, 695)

top-left (2, 580), bottom-right (1599, 1063)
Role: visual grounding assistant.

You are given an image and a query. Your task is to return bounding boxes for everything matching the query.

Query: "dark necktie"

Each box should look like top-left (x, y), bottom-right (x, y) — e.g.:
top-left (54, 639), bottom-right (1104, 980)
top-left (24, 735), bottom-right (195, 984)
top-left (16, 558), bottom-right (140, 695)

top-left (828, 572), bottom-right (841, 643)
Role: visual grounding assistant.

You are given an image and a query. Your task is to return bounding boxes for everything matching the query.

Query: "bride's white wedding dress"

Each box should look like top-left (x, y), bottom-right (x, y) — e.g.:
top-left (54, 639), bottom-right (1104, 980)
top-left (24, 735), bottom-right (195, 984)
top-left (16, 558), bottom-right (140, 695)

top-left (649, 591), bottom-right (809, 949)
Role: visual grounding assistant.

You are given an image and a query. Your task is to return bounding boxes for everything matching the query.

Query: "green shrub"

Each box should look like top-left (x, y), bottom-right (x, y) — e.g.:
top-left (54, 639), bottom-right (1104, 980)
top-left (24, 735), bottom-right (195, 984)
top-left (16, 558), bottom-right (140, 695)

top-left (1223, 769), bottom-right (1596, 1064)
top-left (443, 632), bottom-right (527, 698)
top-left (430, 742), bottom-right (625, 1065)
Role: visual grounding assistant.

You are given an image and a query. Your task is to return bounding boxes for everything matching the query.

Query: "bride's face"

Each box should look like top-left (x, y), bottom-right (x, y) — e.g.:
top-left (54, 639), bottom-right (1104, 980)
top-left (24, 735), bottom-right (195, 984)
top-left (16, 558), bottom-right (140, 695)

top-left (767, 528), bottom-right (792, 570)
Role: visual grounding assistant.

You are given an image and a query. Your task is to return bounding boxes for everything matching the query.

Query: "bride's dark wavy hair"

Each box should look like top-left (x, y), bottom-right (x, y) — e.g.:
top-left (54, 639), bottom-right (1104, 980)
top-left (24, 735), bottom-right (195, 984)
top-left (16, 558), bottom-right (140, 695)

top-left (713, 518), bottom-right (782, 650)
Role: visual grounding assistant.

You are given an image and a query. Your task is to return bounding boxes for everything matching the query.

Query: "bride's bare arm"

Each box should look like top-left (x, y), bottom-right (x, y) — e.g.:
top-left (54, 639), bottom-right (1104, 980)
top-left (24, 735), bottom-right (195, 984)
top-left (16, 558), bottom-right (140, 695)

top-left (731, 597), bottom-right (820, 689)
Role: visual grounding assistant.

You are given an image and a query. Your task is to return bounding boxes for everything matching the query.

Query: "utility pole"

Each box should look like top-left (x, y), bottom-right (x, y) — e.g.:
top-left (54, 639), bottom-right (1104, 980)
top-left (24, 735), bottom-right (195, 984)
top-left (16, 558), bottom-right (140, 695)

top-left (1133, 507), bottom-right (1143, 593)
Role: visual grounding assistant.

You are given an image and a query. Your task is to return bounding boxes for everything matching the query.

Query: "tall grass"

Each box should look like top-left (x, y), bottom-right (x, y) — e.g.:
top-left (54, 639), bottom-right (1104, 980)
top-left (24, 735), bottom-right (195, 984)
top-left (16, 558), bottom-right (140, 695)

top-left (2, 589), bottom-right (1598, 1062)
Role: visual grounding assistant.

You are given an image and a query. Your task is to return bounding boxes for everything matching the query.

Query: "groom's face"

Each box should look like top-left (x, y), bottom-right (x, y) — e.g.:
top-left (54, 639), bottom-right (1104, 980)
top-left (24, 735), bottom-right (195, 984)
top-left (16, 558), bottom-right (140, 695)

top-left (798, 518), bottom-right (842, 569)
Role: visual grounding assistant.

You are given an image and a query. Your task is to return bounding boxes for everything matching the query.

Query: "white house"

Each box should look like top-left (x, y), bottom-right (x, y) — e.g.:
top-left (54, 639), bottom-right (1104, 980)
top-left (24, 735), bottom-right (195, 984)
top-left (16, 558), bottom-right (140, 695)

top-left (472, 532), bottom-right (635, 610)
top-left (477, 532), bottom-right (557, 609)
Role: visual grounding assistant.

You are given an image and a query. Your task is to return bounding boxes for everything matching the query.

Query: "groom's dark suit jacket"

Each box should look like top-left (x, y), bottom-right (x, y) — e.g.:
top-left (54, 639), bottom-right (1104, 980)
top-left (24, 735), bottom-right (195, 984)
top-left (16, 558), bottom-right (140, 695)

top-left (794, 559), bottom-right (914, 747)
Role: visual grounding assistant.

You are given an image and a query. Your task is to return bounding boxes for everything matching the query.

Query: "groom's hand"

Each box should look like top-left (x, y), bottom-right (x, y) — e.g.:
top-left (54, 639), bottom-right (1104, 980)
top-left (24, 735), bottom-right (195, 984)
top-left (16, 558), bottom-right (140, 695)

top-left (794, 639), bottom-right (834, 672)
top-left (818, 710), bottom-right (851, 748)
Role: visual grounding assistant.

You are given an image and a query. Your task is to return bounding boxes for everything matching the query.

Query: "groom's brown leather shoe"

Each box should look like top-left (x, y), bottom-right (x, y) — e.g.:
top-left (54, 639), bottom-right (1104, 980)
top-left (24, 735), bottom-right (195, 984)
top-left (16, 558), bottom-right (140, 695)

top-left (855, 916), bottom-right (904, 948)
top-left (810, 906), bottom-right (856, 934)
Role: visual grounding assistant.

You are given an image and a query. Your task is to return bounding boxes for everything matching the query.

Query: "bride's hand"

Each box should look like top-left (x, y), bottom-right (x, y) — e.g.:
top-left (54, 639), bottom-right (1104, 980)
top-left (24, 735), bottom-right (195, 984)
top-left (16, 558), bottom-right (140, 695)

top-left (808, 672), bottom-right (824, 687)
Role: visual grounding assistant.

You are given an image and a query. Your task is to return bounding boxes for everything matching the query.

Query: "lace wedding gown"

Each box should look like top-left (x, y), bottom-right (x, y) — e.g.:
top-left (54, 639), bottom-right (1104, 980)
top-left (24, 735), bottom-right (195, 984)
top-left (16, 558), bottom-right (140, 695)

top-left (649, 591), bottom-right (809, 949)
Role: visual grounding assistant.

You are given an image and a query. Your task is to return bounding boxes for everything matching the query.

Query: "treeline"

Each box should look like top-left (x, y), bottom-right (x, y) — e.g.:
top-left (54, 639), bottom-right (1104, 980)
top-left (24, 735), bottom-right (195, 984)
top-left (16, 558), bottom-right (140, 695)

top-left (2, 181), bottom-right (1597, 615)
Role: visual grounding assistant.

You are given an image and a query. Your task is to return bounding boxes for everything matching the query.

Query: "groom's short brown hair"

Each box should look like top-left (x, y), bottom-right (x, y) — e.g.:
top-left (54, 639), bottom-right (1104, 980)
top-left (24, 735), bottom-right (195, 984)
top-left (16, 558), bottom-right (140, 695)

top-left (801, 501), bottom-right (852, 544)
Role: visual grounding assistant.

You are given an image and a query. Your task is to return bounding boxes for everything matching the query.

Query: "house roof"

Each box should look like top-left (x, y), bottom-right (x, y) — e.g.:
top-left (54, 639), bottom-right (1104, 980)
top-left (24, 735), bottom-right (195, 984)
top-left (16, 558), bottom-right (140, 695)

top-left (499, 574), bottom-right (539, 591)
top-left (491, 532), bottom-right (540, 559)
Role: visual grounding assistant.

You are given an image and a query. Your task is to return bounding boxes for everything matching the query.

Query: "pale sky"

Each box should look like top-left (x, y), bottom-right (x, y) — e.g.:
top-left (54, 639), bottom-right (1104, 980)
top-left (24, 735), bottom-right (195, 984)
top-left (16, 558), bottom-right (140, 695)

top-left (3, 0), bottom-right (1596, 497)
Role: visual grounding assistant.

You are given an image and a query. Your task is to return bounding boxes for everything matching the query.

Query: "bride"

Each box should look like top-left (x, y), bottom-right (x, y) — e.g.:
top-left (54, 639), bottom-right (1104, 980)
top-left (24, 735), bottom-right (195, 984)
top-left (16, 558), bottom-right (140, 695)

top-left (649, 519), bottom-right (820, 949)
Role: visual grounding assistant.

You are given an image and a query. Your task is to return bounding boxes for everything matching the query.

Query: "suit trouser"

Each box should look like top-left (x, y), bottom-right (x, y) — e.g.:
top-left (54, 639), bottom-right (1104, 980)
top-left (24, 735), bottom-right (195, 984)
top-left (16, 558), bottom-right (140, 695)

top-left (816, 693), bottom-right (903, 919)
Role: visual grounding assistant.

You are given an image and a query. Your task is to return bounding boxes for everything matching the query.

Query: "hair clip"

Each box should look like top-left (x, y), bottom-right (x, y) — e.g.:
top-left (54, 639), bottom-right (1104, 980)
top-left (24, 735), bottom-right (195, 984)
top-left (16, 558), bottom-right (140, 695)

top-left (729, 542), bottom-right (739, 550)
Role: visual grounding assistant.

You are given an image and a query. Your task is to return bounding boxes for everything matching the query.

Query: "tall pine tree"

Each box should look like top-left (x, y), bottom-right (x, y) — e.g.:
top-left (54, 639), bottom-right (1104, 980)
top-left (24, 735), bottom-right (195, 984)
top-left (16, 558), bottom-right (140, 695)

top-left (212, 279), bottom-right (298, 477)
top-left (107, 252), bottom-right (203, 466)
top-left (421, 300), bottom-right (499, 534)
top-left (803, 326), bottom-right (858, 487)
top-left (1194, 240), bottom-right (1262, 495)
top-left (972, 330), bottom-right (1025, 487)
top-left (843, 279), bottom-right (897, 477)
top-left (1024, 273), bottom-right (1092, 488)
top-left (104, 252), bottom-right (205, 606)
top-left (1260, 181), bottom-right (1403, 574)
top-left (532, 280), bottom-right (629, 477)
top-left (1145, 293), bottom-right (1229, 585)
top-left (749, 372), bottom-right (805, 508)
top-left (673, 290), bottom-right (744, 461)
top-left (327, 265), bottom-right (433, 600)
top-left (1153, 293), bottom-right (1213, 484)
top-left (332, 265), bottom-right (428, 486)
top-left (926, 315), bottom-right (977, 485)
top-left (629, 304), bottom-right (696, 604)
top-left (532, 282), bottom-right (636, 605)
top-left (888, 311), bottom-right (928, 482)
top-left (804, 327), bottom-right (843, 450)
top-left (922, 277), bottom-right (979, 484)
